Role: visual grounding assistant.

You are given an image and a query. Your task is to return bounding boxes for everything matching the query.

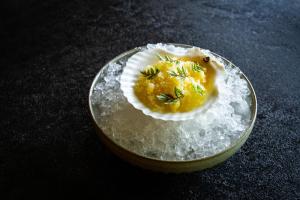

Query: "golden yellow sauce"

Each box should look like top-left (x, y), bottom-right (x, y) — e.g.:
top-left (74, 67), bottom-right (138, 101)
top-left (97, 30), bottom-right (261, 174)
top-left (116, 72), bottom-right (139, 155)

top-left (134, 55), bottom-right (216, 113)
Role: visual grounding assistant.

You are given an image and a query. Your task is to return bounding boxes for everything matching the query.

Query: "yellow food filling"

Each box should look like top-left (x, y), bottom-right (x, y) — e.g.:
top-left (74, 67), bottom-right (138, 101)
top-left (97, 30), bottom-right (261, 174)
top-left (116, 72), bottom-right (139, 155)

top-left (134, 54), bottom-right (216, 113)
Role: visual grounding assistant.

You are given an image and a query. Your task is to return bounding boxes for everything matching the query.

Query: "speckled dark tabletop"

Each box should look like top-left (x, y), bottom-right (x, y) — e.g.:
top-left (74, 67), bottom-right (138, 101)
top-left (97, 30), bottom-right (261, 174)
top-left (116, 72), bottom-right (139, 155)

top-left (1, 0), bottom-right (299, 199)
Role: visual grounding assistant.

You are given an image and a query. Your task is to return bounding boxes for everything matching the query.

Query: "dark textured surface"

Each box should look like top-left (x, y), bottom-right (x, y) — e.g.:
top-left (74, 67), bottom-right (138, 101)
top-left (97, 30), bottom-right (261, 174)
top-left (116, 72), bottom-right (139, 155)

top-left (1, 0), bottom-right (300, 199)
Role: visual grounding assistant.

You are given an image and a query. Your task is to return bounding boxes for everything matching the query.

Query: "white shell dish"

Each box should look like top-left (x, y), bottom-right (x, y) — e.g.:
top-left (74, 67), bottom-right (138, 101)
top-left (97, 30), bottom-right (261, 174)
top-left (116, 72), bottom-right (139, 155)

top-left (120, 43), bottom-right (224, 121)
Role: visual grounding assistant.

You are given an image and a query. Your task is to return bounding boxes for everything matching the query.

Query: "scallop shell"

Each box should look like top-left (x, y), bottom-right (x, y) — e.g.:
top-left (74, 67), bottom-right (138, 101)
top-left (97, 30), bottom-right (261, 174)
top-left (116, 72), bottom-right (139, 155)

top-left (120, 44), bottom-right (224, 121)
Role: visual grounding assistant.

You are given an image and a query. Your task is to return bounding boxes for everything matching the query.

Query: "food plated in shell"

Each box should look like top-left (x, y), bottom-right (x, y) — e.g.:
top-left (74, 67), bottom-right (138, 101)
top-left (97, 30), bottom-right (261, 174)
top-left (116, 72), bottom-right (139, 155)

top-left (89, 43), bottom-right (257, 173)
top-left (120, 44), bottom-right (225, 121)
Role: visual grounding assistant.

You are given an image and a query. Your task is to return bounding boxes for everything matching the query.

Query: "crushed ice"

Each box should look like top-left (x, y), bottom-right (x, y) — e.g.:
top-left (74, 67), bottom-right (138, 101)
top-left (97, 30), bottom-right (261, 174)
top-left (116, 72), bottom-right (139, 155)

top-left (91, 55), bottom-right (252, 161)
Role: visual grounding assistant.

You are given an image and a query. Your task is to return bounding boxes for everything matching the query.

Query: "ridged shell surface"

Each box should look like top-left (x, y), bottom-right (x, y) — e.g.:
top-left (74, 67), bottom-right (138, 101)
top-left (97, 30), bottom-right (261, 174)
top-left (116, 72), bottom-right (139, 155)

top-left (120, 44), bottom-right (223, 121)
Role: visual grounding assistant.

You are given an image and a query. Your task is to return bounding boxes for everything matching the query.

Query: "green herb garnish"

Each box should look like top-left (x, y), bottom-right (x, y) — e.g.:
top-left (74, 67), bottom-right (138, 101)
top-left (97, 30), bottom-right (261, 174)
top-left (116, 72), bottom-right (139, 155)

top-left (174, 87), bottom-right (184, 99)
top-left (140, 67), bottom-right (160, 79)
top-left (156, 54), bottom-right (165, 61)
top-left (164, 55), bottom-right (173, 62)
top-left (157, 54), bottom-right (179, 64)
top-left (157, 87), bottom-right (184, 104)
top-left (156, 94), bottom-right (178, 104)
top-left (192, 84), bottom-right (205, 96)
top-left (169, 66), bottom-right (187, 79)
top-left (192, 63), bottom-right (204, 72)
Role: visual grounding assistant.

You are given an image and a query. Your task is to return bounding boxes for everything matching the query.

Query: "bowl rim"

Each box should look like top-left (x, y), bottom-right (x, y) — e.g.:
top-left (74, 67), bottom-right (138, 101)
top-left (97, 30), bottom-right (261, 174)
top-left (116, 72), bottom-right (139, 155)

top-left (88, 43), bottom-right (257, 164)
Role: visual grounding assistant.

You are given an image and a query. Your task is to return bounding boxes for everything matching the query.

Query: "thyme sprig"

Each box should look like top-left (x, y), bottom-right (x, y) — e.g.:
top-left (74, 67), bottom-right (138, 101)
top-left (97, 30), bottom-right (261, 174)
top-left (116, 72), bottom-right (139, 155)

top-left (157, 87), bottom-right (184, 104)
top-left (156, 94), bottom-right (178, 104)
top-left (169, 66), bottom-right (187, 79)
top-left (192, 84), bottom-right (205, 96)
top-left (157, 54), bottom-right (179, 64)
top-left (174, 87), bottom-right (184, 99)
top-left (192, 63), bottom-right (204, 72)
top-left (140, 67), bottom-right (160, 79)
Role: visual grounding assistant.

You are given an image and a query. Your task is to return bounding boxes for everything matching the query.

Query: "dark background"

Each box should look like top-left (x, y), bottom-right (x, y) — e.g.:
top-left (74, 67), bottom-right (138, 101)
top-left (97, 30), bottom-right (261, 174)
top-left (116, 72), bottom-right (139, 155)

top-left (1, 0), bottom-right (299, 199)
